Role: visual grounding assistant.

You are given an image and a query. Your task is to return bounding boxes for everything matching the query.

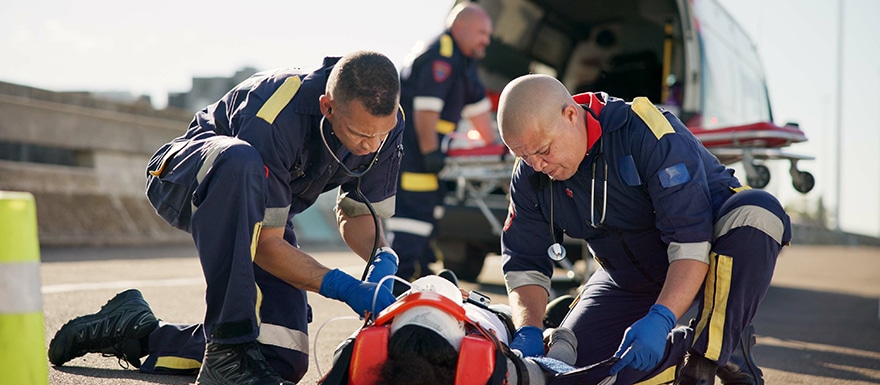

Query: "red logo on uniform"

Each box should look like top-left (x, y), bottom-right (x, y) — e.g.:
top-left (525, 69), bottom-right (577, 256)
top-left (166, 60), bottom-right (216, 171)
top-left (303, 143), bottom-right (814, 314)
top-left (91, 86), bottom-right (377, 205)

top-left (432, 60), bottom-right (451, 83)
top-left (503, 201), bottom-right (515, 232)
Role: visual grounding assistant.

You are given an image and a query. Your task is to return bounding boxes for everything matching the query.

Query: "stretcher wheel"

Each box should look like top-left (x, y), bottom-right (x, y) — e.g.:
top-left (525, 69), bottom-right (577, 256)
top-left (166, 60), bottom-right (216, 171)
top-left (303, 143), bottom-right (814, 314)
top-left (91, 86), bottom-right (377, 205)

top-left (792, 171), bottom-right (815, 194)
top-left (747, 164), bottom-right (771, 189)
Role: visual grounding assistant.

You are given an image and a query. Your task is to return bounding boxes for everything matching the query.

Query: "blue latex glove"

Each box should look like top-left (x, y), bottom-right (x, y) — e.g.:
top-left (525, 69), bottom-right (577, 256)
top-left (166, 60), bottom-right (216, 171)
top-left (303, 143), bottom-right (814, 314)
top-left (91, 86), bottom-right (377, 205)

top-left (610, 304), bottom-right (677, 374)
top-left (365, 247), bottom-right (399, 294)
top-left (510, 326), bottom-right (545, 357)
top-left (319, 268), bottom-right (396, 318)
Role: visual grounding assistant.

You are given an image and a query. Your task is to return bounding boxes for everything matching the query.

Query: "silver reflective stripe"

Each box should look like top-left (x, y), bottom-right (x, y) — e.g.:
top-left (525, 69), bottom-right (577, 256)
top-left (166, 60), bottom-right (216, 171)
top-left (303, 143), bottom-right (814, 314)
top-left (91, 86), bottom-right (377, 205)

top-left (668, 241), bottom-right (711, 264)
top-left (337, 193), bottom-right (396, 219)
top-left (413, 96), bottom-right (444, 112)
top-left (385, 217), bottom-right (433, 237)
top-left (263, 206), bottom-right (290, 228)
top-left (715, 205), bottom-right (784, 245)
top-left (191, 143), bottom-right (225, 215)
top-left (461, 97), bottom-right (492, 118)
top-left (0, 261), bottom-right (42, 313)
top-left (256, 322), bottom-right (309, 354)
top-left (503, 270), bottom-right (551, 295)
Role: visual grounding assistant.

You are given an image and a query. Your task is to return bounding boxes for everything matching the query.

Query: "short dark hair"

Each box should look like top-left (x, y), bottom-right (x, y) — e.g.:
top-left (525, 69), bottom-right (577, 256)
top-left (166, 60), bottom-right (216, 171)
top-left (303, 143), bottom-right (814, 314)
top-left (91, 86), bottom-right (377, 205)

top-left (375, 325), bottom-right (457, 385)
top-left (327, 51), bottom-right (400, 116)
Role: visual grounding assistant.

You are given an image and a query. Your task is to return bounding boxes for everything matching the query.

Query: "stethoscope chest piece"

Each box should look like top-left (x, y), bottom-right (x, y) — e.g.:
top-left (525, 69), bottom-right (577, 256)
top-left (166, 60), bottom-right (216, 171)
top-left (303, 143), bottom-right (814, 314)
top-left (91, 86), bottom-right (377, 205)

top-left (548, 242), bottom-right (566, 261)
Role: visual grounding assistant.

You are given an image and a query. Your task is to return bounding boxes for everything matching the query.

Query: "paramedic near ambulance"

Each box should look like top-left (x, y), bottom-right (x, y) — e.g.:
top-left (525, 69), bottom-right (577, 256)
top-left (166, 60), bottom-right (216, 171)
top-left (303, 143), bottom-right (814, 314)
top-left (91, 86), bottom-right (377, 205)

top-left (496, 74), bottom-right (790, 385)
top-left (387, 2), bottom-right (498, 283)
top-left (48, 51), bottom-right (403, 385)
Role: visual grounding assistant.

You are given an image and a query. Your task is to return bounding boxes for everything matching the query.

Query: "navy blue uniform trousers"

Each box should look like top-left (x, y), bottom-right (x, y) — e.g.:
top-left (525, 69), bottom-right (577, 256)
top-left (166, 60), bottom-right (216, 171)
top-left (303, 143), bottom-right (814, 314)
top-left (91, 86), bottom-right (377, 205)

top-left (143, 134), bottom-right (310, 381)
top-left (558, 189), bottom-right (789, 384)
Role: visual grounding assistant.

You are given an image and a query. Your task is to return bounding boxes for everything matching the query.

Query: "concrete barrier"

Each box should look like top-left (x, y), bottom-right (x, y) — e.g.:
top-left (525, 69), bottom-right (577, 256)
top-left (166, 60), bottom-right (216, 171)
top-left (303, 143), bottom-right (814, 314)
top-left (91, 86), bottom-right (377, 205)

top-left (0, 191), bottom-right (48, 385)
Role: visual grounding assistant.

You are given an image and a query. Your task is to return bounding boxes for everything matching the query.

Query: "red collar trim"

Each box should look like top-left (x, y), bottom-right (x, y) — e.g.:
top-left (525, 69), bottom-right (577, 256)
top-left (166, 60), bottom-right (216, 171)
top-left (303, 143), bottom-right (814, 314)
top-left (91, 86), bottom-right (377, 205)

top-left (573, 93), bottom-right (604, 151)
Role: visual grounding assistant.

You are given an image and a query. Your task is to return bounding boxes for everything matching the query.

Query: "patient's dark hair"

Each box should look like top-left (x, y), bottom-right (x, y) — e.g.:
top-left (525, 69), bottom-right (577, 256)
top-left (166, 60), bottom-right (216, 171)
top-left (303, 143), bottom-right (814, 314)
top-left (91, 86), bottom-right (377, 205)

top-left (374, 325), bottom-right (458, 385)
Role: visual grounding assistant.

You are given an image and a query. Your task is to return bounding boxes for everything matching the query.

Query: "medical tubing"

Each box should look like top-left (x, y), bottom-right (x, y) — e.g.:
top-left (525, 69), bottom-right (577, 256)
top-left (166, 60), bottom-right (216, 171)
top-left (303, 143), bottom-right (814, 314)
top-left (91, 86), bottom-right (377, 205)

top-left (312, 315), bottom-right (361, 377)
top-left (355, 178), bottom-right (381, 281)
top-left (372, 275), bottom-right (412, 316)
top-left (317, 115), bottom-right (383, 281)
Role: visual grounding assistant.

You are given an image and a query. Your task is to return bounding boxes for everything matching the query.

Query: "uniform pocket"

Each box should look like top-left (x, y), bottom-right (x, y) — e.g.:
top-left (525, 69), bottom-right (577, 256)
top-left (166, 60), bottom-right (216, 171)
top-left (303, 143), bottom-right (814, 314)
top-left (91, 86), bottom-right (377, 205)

top-left (145, 138), bottom-right (195, 232)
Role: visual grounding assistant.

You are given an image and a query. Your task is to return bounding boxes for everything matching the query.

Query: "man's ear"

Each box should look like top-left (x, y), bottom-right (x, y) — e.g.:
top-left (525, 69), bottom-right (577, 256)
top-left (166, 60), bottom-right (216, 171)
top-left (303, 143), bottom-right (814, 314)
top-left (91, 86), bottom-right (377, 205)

top-left (319, 94), bottom-right (333, 116)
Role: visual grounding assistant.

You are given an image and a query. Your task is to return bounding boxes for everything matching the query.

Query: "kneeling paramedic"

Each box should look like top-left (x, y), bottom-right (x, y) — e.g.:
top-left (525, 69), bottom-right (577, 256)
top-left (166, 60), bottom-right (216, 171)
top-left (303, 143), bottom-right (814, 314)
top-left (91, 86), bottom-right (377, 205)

top-left (48, 51), bottom-right (406, 385)
top-left (496, 74), bottom-right (790, 385)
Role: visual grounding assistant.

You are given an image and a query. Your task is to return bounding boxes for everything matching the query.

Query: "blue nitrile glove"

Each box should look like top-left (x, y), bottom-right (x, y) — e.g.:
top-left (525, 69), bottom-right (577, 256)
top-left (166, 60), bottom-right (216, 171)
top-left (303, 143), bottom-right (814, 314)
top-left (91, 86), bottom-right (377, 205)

top-left (610, 304), bottom-right (677, 374)
top-left (365, 247), bottom-right (399, 294)
top-left (510, 326), bottom-right (545, 357)
top-left (319, 268), bottom-right (396, 318)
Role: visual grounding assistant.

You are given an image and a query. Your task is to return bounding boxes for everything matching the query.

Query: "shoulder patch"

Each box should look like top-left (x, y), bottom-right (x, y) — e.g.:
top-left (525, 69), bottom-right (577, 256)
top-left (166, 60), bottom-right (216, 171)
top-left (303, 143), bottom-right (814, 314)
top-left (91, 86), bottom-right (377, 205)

top-left (256, 76), bottom-right (302, 124)
top-left (632, 97), bottom-right (674, 140)
top-left (432, 60), bottom-right (452, 83)
top-left (440, 34), bottom-right (454, 58)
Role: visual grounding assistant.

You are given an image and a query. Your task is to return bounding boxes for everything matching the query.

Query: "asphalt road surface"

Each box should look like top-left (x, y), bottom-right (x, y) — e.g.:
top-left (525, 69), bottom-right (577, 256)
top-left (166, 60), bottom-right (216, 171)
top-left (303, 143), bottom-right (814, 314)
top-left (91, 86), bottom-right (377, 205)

top-left (35, 243), bottom-right (880, 385)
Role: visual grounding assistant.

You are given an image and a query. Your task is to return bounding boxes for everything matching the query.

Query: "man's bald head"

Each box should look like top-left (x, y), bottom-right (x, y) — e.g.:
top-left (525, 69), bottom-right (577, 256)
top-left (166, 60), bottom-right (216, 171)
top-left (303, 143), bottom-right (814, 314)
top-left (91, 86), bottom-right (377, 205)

top-left (447, 2), bottom-right (493, 59)
top-left (446, 2), bottom-right (490, 28)
top-left (497, 74), bottom-right (575, 143)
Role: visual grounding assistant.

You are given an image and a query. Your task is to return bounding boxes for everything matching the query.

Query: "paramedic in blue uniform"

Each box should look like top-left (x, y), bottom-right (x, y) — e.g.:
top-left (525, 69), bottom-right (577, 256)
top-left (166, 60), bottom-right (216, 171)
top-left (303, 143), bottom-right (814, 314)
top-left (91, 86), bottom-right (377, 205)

top-left (496, 74), bottom-right (790, 385)
top-left (47, 51), bottom-right (404, 385)
top-left (387, 2), bottom-right (498, 284)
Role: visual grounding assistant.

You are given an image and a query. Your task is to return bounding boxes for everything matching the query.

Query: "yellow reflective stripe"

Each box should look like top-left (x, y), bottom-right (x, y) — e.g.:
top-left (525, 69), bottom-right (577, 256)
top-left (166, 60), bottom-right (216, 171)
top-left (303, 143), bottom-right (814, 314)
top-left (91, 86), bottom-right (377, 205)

top-left (730, 185), bottom-right (751, 193)
top-left (250, 222), bottom-right (262, 261)
top-left (154, 356), bottom-right (202, 370)
top-left (0, 312), bottom-right (47, 384)
top-left (694, 252), bottom-right (716, 341)
top-left (440, 34), bottom-right (454, 57)
top-left (436, 119), bottom-right (456, 135)
top-left (704, 253), bottom-right (733, 360)
top-left (401, 172), bottom-right (439, 192)
top-left (632, 97), bottom-right (674, 140)
top-left (633, 365), bottom-right (676, 385)
top-left (256, 76), bottom-right (302, 124)
top-left (252, 220), bottom-right (264, 324)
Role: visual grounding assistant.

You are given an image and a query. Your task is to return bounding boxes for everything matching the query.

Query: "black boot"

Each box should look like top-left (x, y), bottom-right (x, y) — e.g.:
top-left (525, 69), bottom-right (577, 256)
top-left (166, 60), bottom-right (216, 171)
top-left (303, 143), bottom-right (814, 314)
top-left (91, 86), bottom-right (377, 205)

top-left (48, 289), bottom-right (158, 368)
top-left (716, 324), bottom-right (764, 385)
top-left (195, 340), bottom-right (295, 385)
top-left (674, 349), bottom-right (719, 385)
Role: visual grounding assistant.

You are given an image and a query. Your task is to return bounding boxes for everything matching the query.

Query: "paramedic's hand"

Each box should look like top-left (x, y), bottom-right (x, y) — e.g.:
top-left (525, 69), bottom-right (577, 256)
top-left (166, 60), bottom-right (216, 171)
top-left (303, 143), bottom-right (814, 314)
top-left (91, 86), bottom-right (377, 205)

top-left (510, 326), bottom-right (545, 357)
top-left (319, 268), bottom-right (396, 318)
top-left (422, 150), bottom-right (446, 174)
top-left (365, 247), bottom-right (399, 294)
top-left (611, 304), bottom-right (676, 374)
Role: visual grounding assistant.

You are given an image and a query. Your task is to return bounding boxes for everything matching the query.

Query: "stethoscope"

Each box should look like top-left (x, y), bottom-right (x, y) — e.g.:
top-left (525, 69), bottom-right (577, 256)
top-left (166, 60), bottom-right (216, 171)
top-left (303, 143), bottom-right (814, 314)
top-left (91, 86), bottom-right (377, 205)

top-left (546, 106), bottom-right (607, 262)
top-left (318, 114), bottom-right (388, 279)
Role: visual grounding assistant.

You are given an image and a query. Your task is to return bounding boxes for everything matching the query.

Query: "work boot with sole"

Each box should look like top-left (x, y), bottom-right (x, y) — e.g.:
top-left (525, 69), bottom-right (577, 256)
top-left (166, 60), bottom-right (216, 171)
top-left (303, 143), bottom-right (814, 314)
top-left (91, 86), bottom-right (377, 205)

top-left (48, 288), bottom-right (159, 368)
top-left (195, 340), bottom-right (295, 385)
top-left (717, 324), bottom-right (764, 385)
top-left (674, 349), bottom-right (719, 385)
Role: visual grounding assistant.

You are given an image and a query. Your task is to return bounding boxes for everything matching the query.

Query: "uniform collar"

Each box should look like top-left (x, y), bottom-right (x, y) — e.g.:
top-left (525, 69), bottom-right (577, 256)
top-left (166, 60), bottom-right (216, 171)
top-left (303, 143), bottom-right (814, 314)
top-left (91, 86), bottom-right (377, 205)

top-left (573, 92), bottom-right (606, 152)
top-left (294, 56), bottom-right (340, 116)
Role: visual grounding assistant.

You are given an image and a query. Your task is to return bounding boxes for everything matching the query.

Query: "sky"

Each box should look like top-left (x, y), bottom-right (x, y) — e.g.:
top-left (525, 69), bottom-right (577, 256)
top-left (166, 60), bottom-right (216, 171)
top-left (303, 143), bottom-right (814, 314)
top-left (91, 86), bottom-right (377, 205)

top-left (1, 0), bottom-right (878, 237)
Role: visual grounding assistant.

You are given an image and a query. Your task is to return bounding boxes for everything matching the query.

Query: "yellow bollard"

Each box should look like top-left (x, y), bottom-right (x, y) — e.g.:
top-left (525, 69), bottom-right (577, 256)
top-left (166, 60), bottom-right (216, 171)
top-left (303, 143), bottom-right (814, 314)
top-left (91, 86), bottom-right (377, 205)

top-left (0, 191), bottom-right (48, 385)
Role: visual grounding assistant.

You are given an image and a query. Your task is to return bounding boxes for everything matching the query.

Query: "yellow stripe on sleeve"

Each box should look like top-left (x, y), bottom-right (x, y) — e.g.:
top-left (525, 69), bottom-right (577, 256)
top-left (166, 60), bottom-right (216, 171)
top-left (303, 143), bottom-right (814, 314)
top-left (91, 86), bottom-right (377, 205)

top-left (256, 76), bottom-right (302, 124)
top-left (401, 172), bottom-right (439, 192)
top-left (436, 119), bottom-right (456, 135)
top-left (632, 97), bottom-right (674, 140)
